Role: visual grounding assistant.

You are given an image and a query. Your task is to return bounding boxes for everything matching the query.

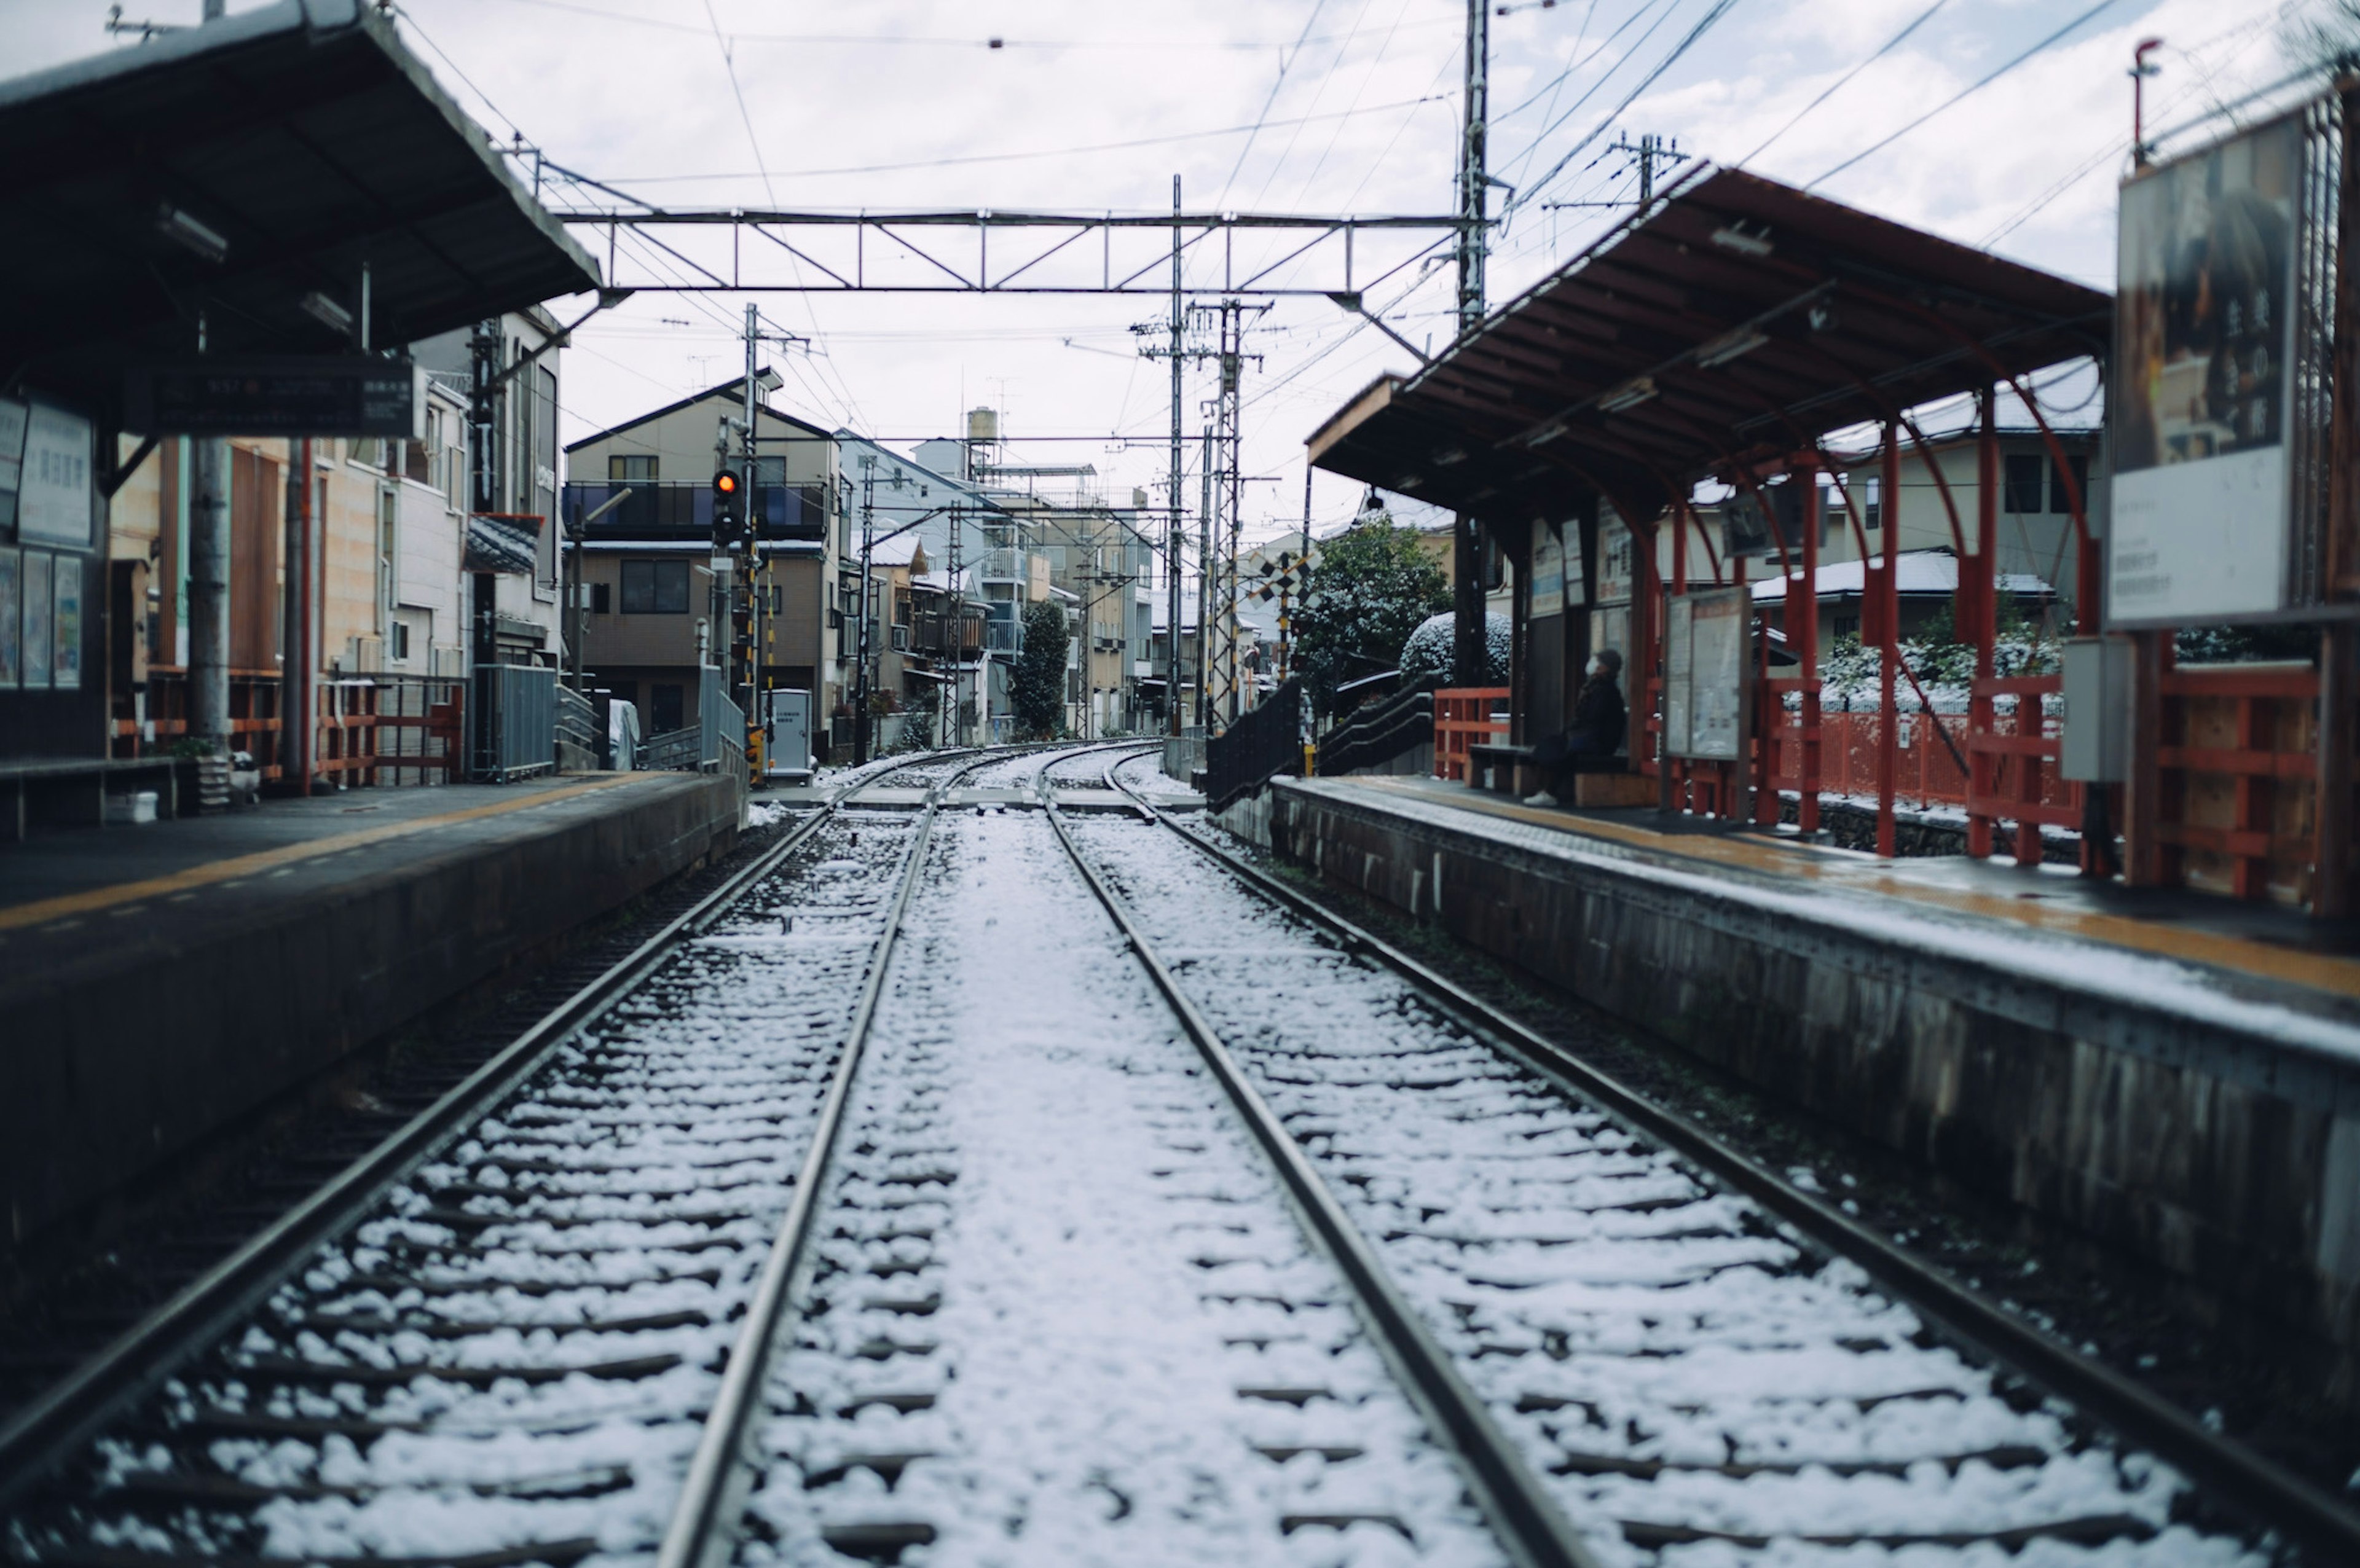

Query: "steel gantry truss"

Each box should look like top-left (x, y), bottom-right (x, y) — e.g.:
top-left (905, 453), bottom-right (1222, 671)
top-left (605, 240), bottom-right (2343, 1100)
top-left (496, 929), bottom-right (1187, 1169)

top-left (546, 202), bottom-right (1470, 297)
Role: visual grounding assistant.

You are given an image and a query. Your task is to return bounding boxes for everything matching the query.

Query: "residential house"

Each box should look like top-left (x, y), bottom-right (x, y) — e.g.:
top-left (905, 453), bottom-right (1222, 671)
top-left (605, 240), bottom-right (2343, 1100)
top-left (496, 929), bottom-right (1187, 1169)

top-left (563, 377), bottom-right (838, 747)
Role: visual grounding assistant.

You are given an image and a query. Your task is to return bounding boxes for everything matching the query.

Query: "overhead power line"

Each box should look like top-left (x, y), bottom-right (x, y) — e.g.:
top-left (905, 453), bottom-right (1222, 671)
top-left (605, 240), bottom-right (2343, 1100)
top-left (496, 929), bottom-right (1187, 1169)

top-left (1505, 0), bottom-right (1746, 216)
top-left (1808, 0), bottom-right (2123, 189)
top-left (1220, 0), bottom-right (1331, 206)
top-left (601, 93), bottom-right (1450, 186)
top-left (1738, 0), bottom-right (1949, 167)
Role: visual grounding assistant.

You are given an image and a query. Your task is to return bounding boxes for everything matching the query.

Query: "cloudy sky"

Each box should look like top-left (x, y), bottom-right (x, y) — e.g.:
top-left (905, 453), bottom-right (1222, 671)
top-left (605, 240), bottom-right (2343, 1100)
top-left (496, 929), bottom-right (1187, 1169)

top-left (5, 0), bottom-right (2324, 539)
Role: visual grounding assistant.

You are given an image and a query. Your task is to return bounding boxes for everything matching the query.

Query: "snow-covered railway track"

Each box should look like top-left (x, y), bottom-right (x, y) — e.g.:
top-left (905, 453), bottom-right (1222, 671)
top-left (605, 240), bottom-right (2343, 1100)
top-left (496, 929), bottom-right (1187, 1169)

top-left (0, 759), bottom-right (994, 1566)
top-left (1068, 768), bottom-right (2353, 1565)
top-left (664, 805), bottom-right (1533, 1566)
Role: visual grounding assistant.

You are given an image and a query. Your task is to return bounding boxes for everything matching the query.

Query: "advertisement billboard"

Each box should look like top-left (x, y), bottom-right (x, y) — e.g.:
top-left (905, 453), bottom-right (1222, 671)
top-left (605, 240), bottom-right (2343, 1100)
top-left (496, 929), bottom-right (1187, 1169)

top-left (2108, 108), bottom-right (2329, 625)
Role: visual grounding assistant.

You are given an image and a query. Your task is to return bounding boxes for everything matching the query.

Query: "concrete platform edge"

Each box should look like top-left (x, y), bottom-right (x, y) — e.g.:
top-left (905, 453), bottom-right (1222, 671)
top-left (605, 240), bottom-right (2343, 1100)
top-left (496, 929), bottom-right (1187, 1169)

top-left (1246, 778), bottom-right (2360, 1400)
top-left (4, 774), bottom-right (742, 1256)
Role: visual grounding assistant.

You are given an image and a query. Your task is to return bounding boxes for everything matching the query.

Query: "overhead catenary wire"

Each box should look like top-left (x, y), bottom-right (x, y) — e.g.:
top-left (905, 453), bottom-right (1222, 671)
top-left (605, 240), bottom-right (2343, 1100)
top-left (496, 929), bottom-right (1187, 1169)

top-left (1503, 0), bottom-right (1746, 217)
top-left (1807, 0), bottom-right (2124, 189)
top-left (1736, 0), bottom-right (1949, 167)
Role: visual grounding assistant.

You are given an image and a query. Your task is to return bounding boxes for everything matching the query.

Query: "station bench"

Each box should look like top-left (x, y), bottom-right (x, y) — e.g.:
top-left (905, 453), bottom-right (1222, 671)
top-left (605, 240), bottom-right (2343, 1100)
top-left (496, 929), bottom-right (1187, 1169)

top-left (2, 755), bottom-right (190, 842)
top-left (1466, 742), bottom-right (1652, 807)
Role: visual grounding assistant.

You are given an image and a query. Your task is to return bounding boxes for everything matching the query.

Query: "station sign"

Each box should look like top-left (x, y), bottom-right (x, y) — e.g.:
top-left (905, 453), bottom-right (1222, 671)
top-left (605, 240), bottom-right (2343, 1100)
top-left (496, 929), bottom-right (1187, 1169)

top-left (2107, 101), bottom-right (2344, 626)
top-left (126, 358), bottom-right (428, 439)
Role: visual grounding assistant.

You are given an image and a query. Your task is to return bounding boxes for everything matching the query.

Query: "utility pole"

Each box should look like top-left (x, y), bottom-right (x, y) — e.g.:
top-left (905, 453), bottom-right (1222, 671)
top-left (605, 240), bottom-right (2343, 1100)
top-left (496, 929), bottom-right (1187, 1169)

top-left (1197, 425), bottom-right (1213, 730)
top-left (1452, 0), bottom-right (1489, 689)
top-left (738, 301), bottom-right (763, 778)
top-left (1219, 301), bottom-right (1246, 726)
top-left (1608, 130), bottom-right (1682, 204)
top-left (1168, 174), bottom-right (1186, 737)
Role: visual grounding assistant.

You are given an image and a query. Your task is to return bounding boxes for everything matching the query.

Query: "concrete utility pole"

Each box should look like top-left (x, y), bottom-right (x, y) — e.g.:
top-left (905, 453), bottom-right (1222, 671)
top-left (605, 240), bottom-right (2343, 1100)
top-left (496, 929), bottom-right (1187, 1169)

top-left (1168, 174), bottom-right (1186, 737)
top-left (1452, 0), bottom-right (1489, 689)
top-left (1608, 130), bottom-right (1682, 204)
top-left (739, 302), bottom-right (763, 774)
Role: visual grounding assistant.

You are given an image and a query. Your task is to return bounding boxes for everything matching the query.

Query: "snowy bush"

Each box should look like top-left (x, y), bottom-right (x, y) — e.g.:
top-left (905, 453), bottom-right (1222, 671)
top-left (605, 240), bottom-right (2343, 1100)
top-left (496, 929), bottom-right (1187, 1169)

top-left (1399, 610), bottom-right (1510, 689)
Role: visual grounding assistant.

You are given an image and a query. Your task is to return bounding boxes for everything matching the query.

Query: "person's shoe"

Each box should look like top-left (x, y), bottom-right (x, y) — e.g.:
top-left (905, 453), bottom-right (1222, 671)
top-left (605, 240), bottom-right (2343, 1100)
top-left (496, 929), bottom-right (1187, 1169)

top-left (1522, 791), bottom-right (1558, 807)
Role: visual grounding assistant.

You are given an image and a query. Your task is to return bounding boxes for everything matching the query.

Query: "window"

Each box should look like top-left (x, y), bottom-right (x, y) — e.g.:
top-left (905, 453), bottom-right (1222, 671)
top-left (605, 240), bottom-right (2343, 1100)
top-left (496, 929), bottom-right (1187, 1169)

top-left (390, 620), bottom-right (411, 662)
top-left (620, 559), bottom-right (690, 613)
top-left (2004, 454), bottom-right (2044, 514)
top-left (2048, 455), bottom-right (2088, 515)
top-left (609, 453), bottom-right (658, 483)
top-left (1861, 475), bottom-right (1881, 531)
top-left (754, 456), bottom-right (786, 485)
top-left (651, 683), bottom-right (685, 734)
top-left (590, 582), bottom-right (612, 614)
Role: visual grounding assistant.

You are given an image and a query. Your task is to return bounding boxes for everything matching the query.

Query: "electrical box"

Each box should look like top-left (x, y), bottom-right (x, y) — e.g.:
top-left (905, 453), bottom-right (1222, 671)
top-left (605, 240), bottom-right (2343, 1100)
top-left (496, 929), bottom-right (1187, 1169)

top-left (763, 688), bottom-right (813, 781)
top-left (2060, 635), bottom-right (2131, 782)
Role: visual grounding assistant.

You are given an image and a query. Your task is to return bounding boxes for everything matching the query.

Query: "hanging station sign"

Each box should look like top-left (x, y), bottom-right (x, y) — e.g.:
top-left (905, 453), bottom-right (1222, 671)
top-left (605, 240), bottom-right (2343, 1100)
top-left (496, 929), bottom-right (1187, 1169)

top-left (2107, 102), bottom-right (2342, 626)
top-left (126, 358), bottom-right (428, 439)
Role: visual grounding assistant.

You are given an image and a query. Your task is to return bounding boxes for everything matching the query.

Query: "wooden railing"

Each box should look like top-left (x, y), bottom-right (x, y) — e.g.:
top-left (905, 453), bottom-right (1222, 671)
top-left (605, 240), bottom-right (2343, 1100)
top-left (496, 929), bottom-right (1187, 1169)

top-left (1432, 687), bottom-right (1511, 782)
top-left (2154, 661), bottom-right (2319, 904)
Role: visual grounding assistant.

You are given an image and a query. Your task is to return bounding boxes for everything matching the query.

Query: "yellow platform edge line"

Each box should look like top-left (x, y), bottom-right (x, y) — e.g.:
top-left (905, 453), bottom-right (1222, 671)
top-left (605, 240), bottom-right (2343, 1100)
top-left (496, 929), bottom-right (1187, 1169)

top-left (1343, 777), bottom-right (2360, 1004)
top-left (0, 774), bottom-right (646, 935)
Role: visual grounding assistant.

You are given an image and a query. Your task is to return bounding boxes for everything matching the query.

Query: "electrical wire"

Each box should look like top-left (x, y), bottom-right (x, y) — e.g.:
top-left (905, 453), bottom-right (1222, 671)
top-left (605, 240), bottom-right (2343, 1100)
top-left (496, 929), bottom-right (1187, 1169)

top-left (701, 0), bottom-right (774, 206)
top-left (387, 3), bottom-right (522, 139)
top-left (1245, 0), bottom-right (1379, 212)
top-left (1220, 1), bottom-right (1331, 206)
top-left (596, 95), bottom-right (1450, 187)
top-left (1504, 0), bottom-right (1745, 216)
top-left (1807, 0), bottom-right (2123, 189)
top-left (1737, 0), bottom-right (1949, 167)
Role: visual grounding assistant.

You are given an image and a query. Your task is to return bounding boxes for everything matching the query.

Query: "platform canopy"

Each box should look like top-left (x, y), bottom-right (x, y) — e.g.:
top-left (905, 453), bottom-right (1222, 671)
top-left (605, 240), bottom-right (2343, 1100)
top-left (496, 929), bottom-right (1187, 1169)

top-left (1307, 166), bottom-right (2109, 523)
top-left (0, 0), bottom-right (602, 417)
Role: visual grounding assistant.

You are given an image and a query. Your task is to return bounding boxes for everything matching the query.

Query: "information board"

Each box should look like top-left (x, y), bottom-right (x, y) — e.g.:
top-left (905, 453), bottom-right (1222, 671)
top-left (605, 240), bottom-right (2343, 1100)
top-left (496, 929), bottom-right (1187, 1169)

top-left (1683, 589), bottom-right (1747, 761)
top-left (2108, 109), bottom-right (2319, 624)
top-left (17, 402), bottom-right (92, 549)
top-left (127, 358), bottom-right (427, 439)
top-left (1663, 595), bottom-right (1693, 755)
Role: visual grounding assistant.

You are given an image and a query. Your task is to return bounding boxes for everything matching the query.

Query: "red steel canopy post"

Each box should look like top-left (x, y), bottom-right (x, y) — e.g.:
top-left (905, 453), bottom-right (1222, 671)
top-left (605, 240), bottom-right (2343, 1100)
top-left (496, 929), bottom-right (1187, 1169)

top-left (1874, 424), bottom-right (1901, 858)
top-left (1795, 465), bottom-right (1821, 836)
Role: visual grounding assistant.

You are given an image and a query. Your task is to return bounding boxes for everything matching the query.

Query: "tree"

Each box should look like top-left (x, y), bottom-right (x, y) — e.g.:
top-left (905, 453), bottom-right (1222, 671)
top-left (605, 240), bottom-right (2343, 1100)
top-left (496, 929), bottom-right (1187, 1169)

top-left (1013, 599), bottom-right (1071, 737)
top-left (1291, 518), bottom-right (1450, 715)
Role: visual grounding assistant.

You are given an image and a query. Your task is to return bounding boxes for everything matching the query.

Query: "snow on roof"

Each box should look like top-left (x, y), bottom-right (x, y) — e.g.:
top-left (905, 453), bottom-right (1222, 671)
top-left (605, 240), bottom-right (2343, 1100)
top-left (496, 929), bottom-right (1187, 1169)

top-left (1749, 551), bottom-right (2054, 602)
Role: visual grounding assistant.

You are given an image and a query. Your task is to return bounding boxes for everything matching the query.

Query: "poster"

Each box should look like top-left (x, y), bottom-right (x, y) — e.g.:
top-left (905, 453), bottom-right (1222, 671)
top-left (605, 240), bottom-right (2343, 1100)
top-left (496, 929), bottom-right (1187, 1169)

top-left (1664, 595), bottom-right (1693, 755)
top-left (1529, 524), bottom-right (1565, 618)
top-left (1596, 513), bottom-right (1634, 606)
top-left (2109, 111), bottom-right (2304, 624)
top-left (0, 547), bottom-right (17, 687)
top-left (0, 399), bottom-right (25, 537)
top-left (1684, 589), bottom-right (1747, 761)
top-left (50, 552), bottom-right (80, 691)
top-left (22, 549), bottom-right (51, 689)
top-left (17, 401), bottom-right (92, 549)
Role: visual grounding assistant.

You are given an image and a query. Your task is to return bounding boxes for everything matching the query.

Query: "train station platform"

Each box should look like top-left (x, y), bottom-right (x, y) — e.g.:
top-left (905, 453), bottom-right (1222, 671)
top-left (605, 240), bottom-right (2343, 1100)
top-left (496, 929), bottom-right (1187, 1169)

top-left (1240, 774), bottom-right (2360, 1403)
top-left (1, 771), bottom-right (742, 1257)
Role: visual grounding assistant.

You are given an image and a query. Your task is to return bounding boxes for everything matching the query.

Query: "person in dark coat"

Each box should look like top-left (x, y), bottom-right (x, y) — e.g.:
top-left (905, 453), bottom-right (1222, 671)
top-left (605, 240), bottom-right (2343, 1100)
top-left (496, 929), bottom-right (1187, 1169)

top-left (1524, 647), bottom-right (1626, 807)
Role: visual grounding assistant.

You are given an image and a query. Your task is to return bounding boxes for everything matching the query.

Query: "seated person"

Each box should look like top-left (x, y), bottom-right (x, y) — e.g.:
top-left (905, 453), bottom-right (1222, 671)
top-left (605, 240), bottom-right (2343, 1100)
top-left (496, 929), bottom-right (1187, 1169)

top-left (1523, 648), bottom-right (1626, 807)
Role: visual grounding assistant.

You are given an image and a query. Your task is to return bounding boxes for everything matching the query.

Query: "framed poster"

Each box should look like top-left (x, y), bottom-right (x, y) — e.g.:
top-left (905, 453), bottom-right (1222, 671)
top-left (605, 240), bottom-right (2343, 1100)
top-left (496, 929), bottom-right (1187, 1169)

top-left (22, 548), bottom-right (52, 689)
top-left (1666, 587), bottom-right (1749, 761)
top-left (17, 401), bottom-right (92, 549)
top-left (1664, 595), bottom-right (1693, 755)
top-left (1529, 523), bottom-right (1565, 618)
top-left (0, 398), bottom-right (25, 538)
top-left (1596, 512), bottom-right (1634, 607)
top-left (50, 552), bottom-right (80, 691)
top-left (2109, 108), bottom-right (2321, 624)
top-left (0, 547), bottom-right (17, 687)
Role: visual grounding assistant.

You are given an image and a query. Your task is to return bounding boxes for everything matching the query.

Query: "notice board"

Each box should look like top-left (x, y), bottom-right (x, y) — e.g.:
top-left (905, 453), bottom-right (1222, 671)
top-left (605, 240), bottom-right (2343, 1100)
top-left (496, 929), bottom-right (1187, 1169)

top-left (1666, 587), bottom-right (1747, 761)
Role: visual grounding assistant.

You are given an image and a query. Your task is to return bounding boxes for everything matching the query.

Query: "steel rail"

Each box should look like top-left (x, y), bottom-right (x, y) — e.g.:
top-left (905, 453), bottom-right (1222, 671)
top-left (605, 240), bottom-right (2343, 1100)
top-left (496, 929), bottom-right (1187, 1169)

top-left (653, 754), bottom-right (989, 1568)
top-left (1037, 780), bottom-right (1602, 1568)
top-left (0, 749), bottom-right (981, 1515)
top-left (1106, 772), bottom-right (2360, 1564)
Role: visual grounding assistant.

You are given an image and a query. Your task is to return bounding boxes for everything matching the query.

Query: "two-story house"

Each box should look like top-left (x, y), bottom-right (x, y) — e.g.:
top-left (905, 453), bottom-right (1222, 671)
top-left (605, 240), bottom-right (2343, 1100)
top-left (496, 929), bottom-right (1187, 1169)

top-left (563, 377), bottom-right (838, 747)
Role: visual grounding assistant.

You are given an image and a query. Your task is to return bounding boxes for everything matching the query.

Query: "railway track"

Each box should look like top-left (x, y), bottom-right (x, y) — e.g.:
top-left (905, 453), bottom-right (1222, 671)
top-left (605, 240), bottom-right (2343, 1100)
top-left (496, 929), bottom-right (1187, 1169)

top-left (1071, 742), bottom-right (2359, 1566)
top-left (7, 737), bottom-right (2350, 1565)
top-left (0, 748), bottom-right (1024, 1564)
